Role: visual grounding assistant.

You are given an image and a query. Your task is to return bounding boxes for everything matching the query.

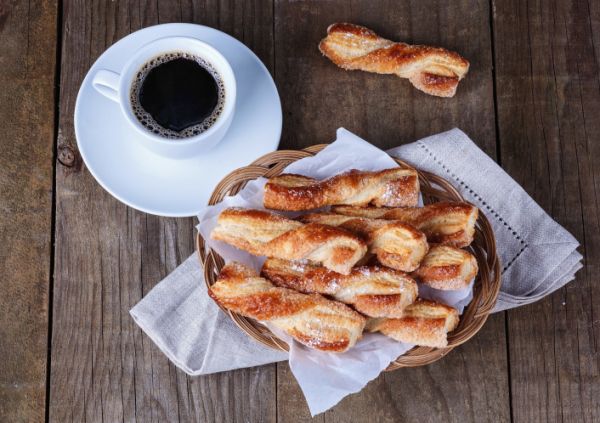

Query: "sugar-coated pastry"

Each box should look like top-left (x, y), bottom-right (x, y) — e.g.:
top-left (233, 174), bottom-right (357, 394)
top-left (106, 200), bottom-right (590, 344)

top-left (301, 212), bottom-right (428, 272)
top-left (332, 201), bottom-right (478, 247)
top-left (209, 262), bottom-right (366, 352)
top-left (319, 23), bottom-right (469, 97)
top-left (262, 258), bottom-right (418, 318)
top-left (211, 208), bottom-right (367, 274)
top-left (412, 245), bottom-right (478, 290)
top-left (367, 299), bottom-right (459, 348)
top-left (263, 167), bottom-right (419, 211)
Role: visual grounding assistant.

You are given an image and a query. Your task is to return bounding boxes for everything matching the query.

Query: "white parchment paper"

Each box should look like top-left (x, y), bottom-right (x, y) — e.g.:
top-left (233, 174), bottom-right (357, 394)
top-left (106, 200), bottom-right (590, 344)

top-left (196, 128), bottom-right (474, 415)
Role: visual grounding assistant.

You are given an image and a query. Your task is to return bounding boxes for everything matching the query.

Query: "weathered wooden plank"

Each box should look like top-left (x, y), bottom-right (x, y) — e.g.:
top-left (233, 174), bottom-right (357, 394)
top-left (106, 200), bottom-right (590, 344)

top-left (493, 0), bottom-right (600, 421)
top-left (50, 1), bottom-right (276, 422)
top-left (274, 0), bottom-right (498, 156)
top-left (274, 0), bottom-right (510, 421)
top-left (180, 4), bottom-right (278, 420)
top-left (0, 0), bottom-right (57, 422)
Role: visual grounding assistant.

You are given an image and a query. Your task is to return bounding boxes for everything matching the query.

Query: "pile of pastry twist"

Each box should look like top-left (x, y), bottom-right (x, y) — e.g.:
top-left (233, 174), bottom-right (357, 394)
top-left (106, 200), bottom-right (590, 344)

top-left (208, 167), bottom-right (479, 353)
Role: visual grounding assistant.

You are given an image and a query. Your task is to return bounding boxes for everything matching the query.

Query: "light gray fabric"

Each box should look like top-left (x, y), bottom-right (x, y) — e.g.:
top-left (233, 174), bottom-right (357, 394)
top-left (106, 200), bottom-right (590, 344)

top-left (130, 255), bottom-right (287, 375)
top-left (387, 128), bottom-right (582, 311)
top-left (130, 128), bottom-right (582, 376)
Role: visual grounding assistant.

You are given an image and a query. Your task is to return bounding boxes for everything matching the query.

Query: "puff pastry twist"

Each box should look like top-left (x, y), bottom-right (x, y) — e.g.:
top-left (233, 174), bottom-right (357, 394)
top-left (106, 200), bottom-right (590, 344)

top-left (211, 208), bottom-right (367, 274)
top-left (263, 167), bottom-right (420, 211)
top-left (319, 23), bottom-right (469, 97)
top-left (262, 258), bottom-right (418, 318)
top-left (367, 299), bottom-right (459, 348)
top-left (301, 212), bottom-right (428, 272)
top-left (412, 245), bottom-right (478, 290)
top-left (333, 201), bottom-right (478, 248)
top-left (209, 263), bottom-right (366, 352)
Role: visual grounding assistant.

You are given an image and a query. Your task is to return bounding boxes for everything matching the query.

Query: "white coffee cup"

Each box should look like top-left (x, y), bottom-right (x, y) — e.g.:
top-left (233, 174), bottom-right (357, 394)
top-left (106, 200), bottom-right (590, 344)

top-left (92, 36), bottom-right (236, 159)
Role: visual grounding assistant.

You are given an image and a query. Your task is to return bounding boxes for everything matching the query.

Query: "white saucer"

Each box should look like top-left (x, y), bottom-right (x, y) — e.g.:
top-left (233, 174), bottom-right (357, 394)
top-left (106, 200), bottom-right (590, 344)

top-left (75, 23), bottom-right (282, 217)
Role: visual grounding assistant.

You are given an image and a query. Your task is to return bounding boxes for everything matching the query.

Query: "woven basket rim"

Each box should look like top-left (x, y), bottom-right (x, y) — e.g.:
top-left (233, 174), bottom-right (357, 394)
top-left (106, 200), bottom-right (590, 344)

top-left (197, 144), bottom-right (501, 370)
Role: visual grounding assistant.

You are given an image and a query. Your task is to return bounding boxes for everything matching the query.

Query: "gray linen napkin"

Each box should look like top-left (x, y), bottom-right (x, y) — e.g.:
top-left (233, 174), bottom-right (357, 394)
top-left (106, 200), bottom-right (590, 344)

top-left (388, 129), bottom-right (582, 310)
top-left (130, 128), bottom-right (582, 376)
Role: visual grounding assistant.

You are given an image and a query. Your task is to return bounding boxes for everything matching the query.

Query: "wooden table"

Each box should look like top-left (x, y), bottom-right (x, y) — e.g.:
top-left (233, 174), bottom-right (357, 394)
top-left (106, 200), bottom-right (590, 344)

top-left (1, 0), bottom-right (598, 421)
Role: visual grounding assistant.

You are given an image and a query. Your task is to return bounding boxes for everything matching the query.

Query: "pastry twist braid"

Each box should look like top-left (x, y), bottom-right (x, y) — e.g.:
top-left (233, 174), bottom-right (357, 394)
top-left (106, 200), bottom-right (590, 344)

top-left (301, 212), bottom-right (428, 272)
top-left (367, 299), bottom-right (459, 348)
top-left (319, 23), bottom-right (469, 97)
top-left (333, 201), bottom-right (478, 248)
top-left (412, 245), bottom-right (478, 290)
top-left (211, 208), bottom-right (367, 274)
top-left (263, 167), bottom-right (419, 211)
top-left (262, 258), bottom-right (418, 318)
top-left (209, 263), bottom-right (366, 352)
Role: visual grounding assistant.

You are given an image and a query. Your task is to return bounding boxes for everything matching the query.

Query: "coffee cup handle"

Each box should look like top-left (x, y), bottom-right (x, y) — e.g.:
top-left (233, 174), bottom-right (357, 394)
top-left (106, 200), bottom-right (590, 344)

top-left (92, 69), bottom-right (121, 103)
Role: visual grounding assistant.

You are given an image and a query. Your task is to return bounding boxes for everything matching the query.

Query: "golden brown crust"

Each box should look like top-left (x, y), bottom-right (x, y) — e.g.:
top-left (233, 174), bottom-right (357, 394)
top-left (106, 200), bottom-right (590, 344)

top-left (332, 202), bottom-right (479, 248)
top-left (263, 168), bottom-right (419, 211)
top-left (319, 23), bottom-right (469, 97)
top-left (301, 212), bottom-right (428, 272)
top-left (367, 299), bottom-right (459, 347)
top-left (211, 208), bottom-right (367, 274)
top-left (209, 262), bottom-right (366, 352)
top-left (261, 258), bottom-right (418, 318)
top-left (412, 245), bottom-right (478, 290)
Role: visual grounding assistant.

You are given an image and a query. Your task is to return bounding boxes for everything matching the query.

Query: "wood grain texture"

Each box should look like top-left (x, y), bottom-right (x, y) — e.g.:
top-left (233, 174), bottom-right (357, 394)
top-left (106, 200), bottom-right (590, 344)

top-left (274, 0), bottom-right (497, 157)
top-left (493, 0), bottom-right (600, 421)
top-left (0, 1), bottom-right (57, 422)
top-left (274, 1), bottom-right (510, 421)
top-left (26, 0), bottom-right (599, 422)
top-left (49, 1), bottom-right (276, 422)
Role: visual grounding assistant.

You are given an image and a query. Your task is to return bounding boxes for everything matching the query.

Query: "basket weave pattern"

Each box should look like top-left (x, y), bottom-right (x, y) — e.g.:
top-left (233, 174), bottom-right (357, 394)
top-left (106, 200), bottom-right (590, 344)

top-left (197, 145), bottom-right (501, 369)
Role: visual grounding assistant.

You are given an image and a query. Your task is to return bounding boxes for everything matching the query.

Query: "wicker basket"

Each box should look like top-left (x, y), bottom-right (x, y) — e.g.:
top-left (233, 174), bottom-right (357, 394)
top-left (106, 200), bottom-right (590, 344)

top-left (197, 144), bottom-right (501, 370)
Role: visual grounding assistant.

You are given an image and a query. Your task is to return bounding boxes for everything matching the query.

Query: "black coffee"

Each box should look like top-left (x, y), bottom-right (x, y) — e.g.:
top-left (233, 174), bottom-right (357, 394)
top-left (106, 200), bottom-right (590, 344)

top-left (130, 52), bottom-right (225, 139)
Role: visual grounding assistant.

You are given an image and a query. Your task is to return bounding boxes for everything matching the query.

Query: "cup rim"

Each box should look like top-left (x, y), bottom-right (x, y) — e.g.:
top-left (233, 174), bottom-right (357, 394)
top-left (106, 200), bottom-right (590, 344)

top-left (118, 36), bottom-right (237, 146)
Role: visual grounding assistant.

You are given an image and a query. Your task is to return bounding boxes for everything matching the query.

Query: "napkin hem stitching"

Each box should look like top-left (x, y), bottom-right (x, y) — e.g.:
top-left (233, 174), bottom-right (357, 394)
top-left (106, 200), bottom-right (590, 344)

top-left (416, 141), bottom-right (529, 274)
